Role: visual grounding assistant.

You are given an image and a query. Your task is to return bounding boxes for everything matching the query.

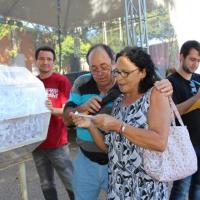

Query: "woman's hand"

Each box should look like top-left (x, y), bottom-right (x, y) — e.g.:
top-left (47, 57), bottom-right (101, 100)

top-left (92, 114), bottom-right (119, 132)
top-left (70, 112), bottom-right (93, 128)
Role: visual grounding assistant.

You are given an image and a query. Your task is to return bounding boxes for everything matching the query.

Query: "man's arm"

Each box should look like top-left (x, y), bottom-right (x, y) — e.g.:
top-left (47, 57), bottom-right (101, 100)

top-left (63, 74), bottom-right (102, 126)
top-left (185, 99), bottom-right (200, 113)
top-left (47, 75), bottom-right (72, 116)
top-left (63, 96), bottom-right (102, 126)
top-left (168, 75), bottom-right (200, 115)
top-left (177, 89), bottom-right (200, 115)
top-left (46, 99), bottom-right (64, 116)
top-left (64, 78), bottom-right (173, 125)
top-left (63, 103), bottom-right (87, 126)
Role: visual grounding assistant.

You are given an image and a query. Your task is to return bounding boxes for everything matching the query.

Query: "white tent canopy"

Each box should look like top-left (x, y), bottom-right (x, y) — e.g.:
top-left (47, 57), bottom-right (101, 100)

top-left (0, 0), bottom-right (167, 30)
top-left (0, 0), bottom-right (124, 30)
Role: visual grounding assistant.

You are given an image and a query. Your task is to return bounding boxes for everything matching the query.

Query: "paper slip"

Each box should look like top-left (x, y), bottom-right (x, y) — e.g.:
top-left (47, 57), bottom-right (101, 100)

top-left (74, 111), bottom-right (94, 118)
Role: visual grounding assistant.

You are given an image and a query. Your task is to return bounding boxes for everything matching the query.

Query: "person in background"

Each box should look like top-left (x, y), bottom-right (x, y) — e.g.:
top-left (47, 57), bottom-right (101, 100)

top-left (32, 46), bottom-right (74, 200)
top-left (168, 40), bottom-right (200, 200)
top-left (63, 44), bottom-right (173, 200)
top-left (71, 46), bottom-right (171, 199)
top-left (165, 67), bottom-right (176, 77)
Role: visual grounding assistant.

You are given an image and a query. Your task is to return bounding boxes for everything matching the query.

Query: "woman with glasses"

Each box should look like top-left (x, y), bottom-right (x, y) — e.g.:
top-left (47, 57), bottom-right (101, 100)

top-left (71, 46), bottom-right (171, 199)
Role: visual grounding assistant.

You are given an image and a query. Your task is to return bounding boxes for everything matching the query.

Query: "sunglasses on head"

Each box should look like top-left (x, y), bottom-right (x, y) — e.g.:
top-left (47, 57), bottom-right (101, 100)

top-left (189, 80), bottom-right (200, 95)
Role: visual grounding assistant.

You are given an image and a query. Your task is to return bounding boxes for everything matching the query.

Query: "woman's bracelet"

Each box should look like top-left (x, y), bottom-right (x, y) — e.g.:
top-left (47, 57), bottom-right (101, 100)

top-left (119, 122), bottom-right (126, 134)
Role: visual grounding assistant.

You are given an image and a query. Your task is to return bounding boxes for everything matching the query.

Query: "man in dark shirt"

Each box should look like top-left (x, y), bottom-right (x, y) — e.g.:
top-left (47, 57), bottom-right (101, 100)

top-left (168, 40), bottom-right (200, 200)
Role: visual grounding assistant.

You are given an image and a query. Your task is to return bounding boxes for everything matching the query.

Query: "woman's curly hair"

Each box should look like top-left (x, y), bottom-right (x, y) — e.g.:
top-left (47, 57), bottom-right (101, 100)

top-left (116, 46), bottom-right (159, 93)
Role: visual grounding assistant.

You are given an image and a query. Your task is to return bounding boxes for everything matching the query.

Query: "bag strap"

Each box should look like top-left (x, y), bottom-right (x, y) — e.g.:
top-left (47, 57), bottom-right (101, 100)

top-left (169, 97), bottom-right (184, 126)
top-left (146, 87), bottom-right (154, 103)
top-left (146, 89), bottom-right (184, 126)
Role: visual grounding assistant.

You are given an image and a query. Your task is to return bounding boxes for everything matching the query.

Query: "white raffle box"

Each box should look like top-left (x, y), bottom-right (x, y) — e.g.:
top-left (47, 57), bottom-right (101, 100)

top-left (0, 66), bottom-right (51, 168)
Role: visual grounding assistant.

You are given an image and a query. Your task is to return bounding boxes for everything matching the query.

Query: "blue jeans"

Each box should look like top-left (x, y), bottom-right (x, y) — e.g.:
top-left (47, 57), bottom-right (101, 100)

top-left (32, 144), bottom-right (74, 198)
top-left (73, 149), bottom-right (108, 200)
top-left (170, 146), bottom-right (200, 200)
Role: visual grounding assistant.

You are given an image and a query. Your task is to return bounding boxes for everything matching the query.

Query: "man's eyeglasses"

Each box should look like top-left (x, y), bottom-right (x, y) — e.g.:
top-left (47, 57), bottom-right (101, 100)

top-left (112, 68), bottom-right (138, 78)
top-left (90, 64), bottom-right (111, 74)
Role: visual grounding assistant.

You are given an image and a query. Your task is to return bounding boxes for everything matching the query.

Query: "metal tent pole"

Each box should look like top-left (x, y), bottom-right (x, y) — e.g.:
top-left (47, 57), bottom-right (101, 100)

top-left (56, 0), bottom-right (62, 72)
top-left (18, 162), bottom-right (28, 200)
top-left (124, 0), bottom-right (148, 51)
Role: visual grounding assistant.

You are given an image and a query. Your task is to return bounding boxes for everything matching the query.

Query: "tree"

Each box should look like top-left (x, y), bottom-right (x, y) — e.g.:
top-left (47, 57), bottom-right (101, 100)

top-left (55, 34), bottom-right (91, 73)
top-left (147, 7), bottom-right (175, 41)
top-left (0, 18), bottom-right (24, 59)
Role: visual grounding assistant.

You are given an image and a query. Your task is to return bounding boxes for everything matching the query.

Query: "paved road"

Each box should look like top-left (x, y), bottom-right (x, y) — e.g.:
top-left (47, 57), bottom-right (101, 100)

top-left (0, 132), bottom-right (173, 200)
top-left (0, 143), bottom-right (105, 200)
top-left (0, 144), bottom-right (74, 200)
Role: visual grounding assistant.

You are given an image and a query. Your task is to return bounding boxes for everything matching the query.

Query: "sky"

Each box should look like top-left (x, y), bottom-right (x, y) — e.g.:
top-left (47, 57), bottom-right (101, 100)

top-left (169, 0), bottom-right (200, 47)
top-left (169, 0), bottom-right (200, 73)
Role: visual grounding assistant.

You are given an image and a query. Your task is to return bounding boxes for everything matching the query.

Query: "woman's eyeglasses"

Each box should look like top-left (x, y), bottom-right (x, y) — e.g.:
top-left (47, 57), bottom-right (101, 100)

top-left (112, 68), bottom-right (138, 78)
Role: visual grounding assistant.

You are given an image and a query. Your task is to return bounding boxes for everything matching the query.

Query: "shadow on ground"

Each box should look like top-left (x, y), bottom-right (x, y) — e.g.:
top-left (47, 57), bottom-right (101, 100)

top-left (0, 127), bottom-right (106, 200)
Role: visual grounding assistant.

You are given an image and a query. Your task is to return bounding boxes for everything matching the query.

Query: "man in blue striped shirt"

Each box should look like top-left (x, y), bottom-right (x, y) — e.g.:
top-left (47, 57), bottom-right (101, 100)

top-left (63, 44), bottom-right (173, 200)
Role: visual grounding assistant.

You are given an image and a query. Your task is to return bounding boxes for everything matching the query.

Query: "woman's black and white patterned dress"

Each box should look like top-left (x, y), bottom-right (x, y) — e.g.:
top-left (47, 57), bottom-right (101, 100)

top-left (104, 90), bottom-right (168, 200)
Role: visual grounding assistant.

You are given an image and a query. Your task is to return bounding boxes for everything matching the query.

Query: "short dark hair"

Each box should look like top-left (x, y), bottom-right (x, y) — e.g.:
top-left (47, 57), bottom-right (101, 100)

top-left (116, 46), bottom-right (158, 93)
top-left (180, 40), bottom-right (200, 58)
top-left (86, 43), bottom-right (115, 65)
top-left (35, 46), bottom-right (56, 61)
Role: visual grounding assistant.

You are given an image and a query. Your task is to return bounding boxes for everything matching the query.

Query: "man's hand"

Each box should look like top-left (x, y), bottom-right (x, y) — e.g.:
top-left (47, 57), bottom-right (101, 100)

top-left (63, 96), bottom-right (102, 126)
top-left (46, 99), bottom-right (63, 116)
top-left (45, 99), bottom-right (53, 112)
top-left (81, 96), bottom-right (102, 114)
top-left (154, 79), bottom-right (173, 97)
